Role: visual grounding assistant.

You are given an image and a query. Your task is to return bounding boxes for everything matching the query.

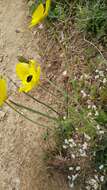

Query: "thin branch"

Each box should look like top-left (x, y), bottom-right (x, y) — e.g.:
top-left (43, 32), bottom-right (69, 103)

top-left (84, 36), bottom-right (105, 60)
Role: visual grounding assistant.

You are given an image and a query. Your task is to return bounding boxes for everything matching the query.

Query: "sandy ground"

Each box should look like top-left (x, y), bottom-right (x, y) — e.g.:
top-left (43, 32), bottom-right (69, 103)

top-left (0, 0), bottom-right (68, 189)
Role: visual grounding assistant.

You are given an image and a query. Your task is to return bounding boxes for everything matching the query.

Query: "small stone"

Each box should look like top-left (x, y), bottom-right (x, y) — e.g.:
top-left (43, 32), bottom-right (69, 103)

top-left (62, 70), bottom-right (67, 76)
top-left (15, 29), bottom-right (21, 33)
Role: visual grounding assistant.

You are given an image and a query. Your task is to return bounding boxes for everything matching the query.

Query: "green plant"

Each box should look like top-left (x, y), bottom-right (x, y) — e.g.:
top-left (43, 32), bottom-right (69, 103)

top-left (75, 0), bottom-right (107, 39)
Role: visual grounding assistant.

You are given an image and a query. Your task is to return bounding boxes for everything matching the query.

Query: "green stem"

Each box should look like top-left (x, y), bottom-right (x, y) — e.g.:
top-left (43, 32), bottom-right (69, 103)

top-left (5, 101), bottom-right (48, 128)
top-left (9, 100), bottom-right (57, 121)
top-left (25, 92), bottom-right (60, 116)
top-left (8, 77), bottom-right (60, 116)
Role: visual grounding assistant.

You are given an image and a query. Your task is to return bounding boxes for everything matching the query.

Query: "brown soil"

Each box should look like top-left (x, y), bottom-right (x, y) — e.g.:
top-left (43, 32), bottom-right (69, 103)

top-left (0, 0), bottom-right (68, 189)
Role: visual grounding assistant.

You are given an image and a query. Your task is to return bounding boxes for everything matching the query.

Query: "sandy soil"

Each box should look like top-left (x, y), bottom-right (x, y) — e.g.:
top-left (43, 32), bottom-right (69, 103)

top-left (0, 0), bottom-right (68, 189)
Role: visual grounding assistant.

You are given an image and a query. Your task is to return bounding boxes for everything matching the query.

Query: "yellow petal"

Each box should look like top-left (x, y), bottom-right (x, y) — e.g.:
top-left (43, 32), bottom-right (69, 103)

top-left (29, 3), bottom-right (45, 28)
top-left (16, 62), bottom-right (29, 81)
top-left (0, 78), bottom-right (7, 106)
top-left (16, 59), bottom-right (41, 93)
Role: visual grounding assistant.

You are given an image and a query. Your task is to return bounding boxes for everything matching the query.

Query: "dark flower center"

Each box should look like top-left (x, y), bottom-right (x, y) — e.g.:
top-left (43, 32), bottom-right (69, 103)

top-left (27, 75), bottom-right (33, 82)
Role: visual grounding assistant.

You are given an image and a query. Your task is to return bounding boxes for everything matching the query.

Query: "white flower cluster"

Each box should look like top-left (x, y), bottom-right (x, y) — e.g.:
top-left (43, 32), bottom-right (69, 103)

top-left (86, 174), bottom-right (105, 190)
top-left (68, 165), bottom-right (81, 189)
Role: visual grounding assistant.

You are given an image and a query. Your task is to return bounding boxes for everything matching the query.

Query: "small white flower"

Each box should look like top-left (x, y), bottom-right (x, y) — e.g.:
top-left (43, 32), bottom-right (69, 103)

top-left (95, 69), bottom-right (99, 73)
top-left (88, 105), bottom-right (91, 109)
top-left (80, 75), bottom-right (83, 80)
top-left (87, 112), bottom-right (92, 117)
top-left (95, 111), bottom-right (99, 116)
top-left (99, 130), bottom-right (104, 134)
top-left (69, 144), bottom-right (73, 148)
top-left (69, 183), bottom-right (74, 188)
top-left (84, 133), bottom-right (91, 140)
top-left (69, 167), bottom-right (74, 171)
top-left (79, 149), bottom-right (87, 157)
top-left (83, 93), bottom-right (87, 98)
top-left (95, 75), bottom-right (99, 79)
top-left (63, 145), bottom-right (67, 149)
top-left (63, 116), bottom-right (66, 120)
top-left (100, 176), bottom-right (104, 182)
top-left (69, 138), bottom-right (74, 143)
top-left (99, 71), bottom-right (104, 77)
top-left (81, 90), bottom-right (87, 97)
top-left (82, 142), bottom-right (88, 150)
top-left (88, 179), bottom-right (99, 190)
top-left (71, 154), bottom-right (75, 159)
top-left (92, 105), bottom-right (97, 110)
top-left (72, 174), bottom-right (78, 181)
top-left (103, 78), bottom-right (107, 84)
top-left (68, 175), bottom-right (71, 180)
top-left (96, 125), bottom-right (100, 130)
top-left (86, 186), bottom-right (91, 190)
top-left (94, 175), bottom-right (99, 181)
top-left (84, 74), bottom-right (88, 79)
top-left (99, 165), bottom-right (104, 170)
top-left (65, 139), bottom-right (69, 144)
top-left (76, 166), bottom-right (81, 171)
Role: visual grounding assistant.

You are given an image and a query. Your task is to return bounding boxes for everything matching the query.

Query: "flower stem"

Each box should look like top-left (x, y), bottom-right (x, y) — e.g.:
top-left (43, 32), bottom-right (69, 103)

top-left (5, 101), bottom-right (48, 128)
top-left (9, 99), bottom-right (58, 121)
top-left (8, 77), bottom-right (60, 116)
top-left (25, 92), bottom-right (61, 116)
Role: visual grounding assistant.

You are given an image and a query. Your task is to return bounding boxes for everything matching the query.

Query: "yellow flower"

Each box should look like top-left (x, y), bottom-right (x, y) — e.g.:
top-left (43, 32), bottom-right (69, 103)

top-left (29, 0), bottom-right (51, 28)
top-left (0, 77), bottom-right (7, 106)
top-left (16, 60), bottom-right (41, 93)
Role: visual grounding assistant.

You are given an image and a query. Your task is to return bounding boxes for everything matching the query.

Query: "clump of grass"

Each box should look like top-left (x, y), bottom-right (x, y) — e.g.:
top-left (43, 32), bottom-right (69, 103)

top-left (75, 0), bottom-right (107, 40)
